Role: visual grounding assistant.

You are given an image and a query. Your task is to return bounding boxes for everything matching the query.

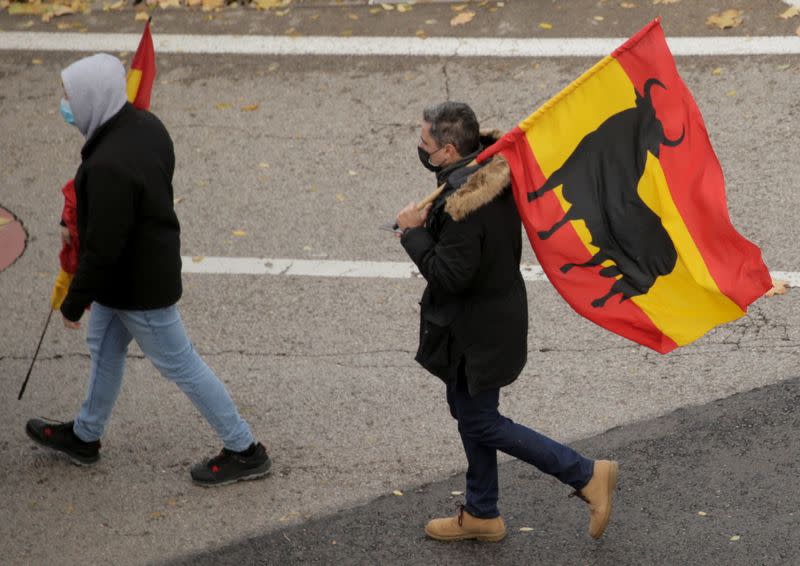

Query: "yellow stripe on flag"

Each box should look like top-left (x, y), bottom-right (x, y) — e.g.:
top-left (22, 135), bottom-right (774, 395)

top-left (520, 57), bottom-right (742, 345)
top-left (632, 154), bottom-right (743, 345)
top-left (126, 69), bottom-right (142, 104)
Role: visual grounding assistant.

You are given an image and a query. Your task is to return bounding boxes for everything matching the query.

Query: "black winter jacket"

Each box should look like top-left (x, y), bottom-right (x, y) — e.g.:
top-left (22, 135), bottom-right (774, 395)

top-left (61, 103), bottom-right (182, 321)
top-left (401, 140), bottom-right (528, 395)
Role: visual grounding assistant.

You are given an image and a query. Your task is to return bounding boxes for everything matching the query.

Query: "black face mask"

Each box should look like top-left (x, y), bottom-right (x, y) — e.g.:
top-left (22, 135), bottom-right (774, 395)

top-left (418, 145), bottom-right (444, 173)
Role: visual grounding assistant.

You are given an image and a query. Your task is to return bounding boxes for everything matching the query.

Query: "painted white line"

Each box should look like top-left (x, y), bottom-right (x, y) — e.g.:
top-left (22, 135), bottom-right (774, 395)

top-left (182, 256), bottom-right (797, 287)
top-left (2, 32), bottom-right (800, 57)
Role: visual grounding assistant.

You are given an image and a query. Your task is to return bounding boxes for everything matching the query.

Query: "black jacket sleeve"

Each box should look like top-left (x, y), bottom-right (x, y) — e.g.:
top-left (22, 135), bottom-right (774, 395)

top-left (60, 165), bottom-right (135, 321)
top-left (401, 214), bottom-right (482, 295)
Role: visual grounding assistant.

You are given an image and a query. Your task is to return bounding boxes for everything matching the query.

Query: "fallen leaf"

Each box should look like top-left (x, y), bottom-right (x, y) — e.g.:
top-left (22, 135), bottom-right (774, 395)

top-left (424, 19), bottom-right (436, 24)
top-left (779, 6), bottom-right (800, 20)
top-left (150, 511), bottom-right (162, 519)
top-left (519, 527), bottom-right (534, 532)
top-left (706, 9), bottom-right (743, 30)
top-left (450, 490), bottom-right (463, 495)
top-left (240, 103), bottom-right (260, 112)
top-left (31, 58), bottom-right (43, 65)
top-left (191, 255), bottom-right (204, 263)
top-left (347, 13), bottom-right (358, 20)
top-left (66, 504), bottom-right (75, 513)
top-left (158, 0), bottom-right (180, 9)
top-left (711, 67), bottom-right (723, 75)
top-left (450, 10), bottom-right (475, 26)
top-left (396, 3), bottom-right (411, 12)
top-left (726, 90), bottom-right (737, 97)
top-left (303, 245), bottom-right (312, 251)
top-left (201, 0), bottom-right (224, 12)
top-left (232, 230), bottom-right (247, 237)
top-left (539, 22), bottom-right (553, 30)
top-left (135, 10), bottom-right (150, 20)
top-left (215, 102), bottom-right (231, 110)
top-left (186, 0), bottom-right (202, 6)
top-left (335, 193), bottom-right (346, 202)
top-left (765, 279), bottom-right (789, 297)
top-left (340, 29), bottom-right (353, 37)
top-left (776, 63), bottom-right (791, 70)
top-left (254, 0), bottom-right (290, 10)
top-left (369, 7), bottom-right (381, 14)
top-left (730, 535), bottom-right (740, 541)
top-left (620, 2), bottom-right (636, 7)
top-left (166, 499), bottom-right (178, 507)
top-left (653, 0), bottom-right (680, 4)
top-left (415, 29), bottom-right (427, 38)
top-left (19, 20), bottom-right (36, 28)
top-left (348, 170), bottom-right (358, 176)
top-left (451, 3), bottom-right (468, 11)
top-left (258, 162), bottom-right (271, 168)
top-left (594, 15), bottom-right (605, 21)
top-left (697, 511), bottom-right (708, 516)
top-left (104, 0), bottom-right (125, 11)
top-left (380, 3), bottom-right (394, 10)
top-left (392, 490), bottom-right (403, 496)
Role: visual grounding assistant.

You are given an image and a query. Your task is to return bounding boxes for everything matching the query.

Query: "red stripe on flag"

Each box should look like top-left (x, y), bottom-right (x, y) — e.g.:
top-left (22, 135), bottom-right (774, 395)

top-left (481, 128), bottom-right (678, 353)
top-left (613, 23), bottom-right (771, 310)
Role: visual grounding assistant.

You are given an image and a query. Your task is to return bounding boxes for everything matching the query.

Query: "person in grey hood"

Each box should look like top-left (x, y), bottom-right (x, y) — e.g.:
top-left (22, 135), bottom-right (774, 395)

top-left (26, 53), bottom-right (272, 487)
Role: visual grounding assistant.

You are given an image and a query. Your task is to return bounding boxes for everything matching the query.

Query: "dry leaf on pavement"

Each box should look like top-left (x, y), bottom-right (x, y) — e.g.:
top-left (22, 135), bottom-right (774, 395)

top-left (232, 230), bottom-right (247, 237)
top-left (653, 0), bottom-right (680, 4)
top-left (240, 103), bottom-right (260, 111)
top-left (519, 527), bottom-right (534, 532)
top-left (779, 6), bottom-right (800, 20)
top-left (539, 22), bottom-right (553, 30)
top-left (396, 3), bottom-right (411, 13)
top-left (392, 490), bottom-right (403, 496)
top-left (159, 0), bottom-right (181, 9)
top-left (706, 9), bottom-right (743, 30)
top-left (765, 279), bottom-right (789, 297)
top-left (450, 10), bottom-right (474, 26)
top-left (202, 0), bottom-right (224, 11)
top-left (620, 2), bottom-right (636, 8)
top-left (254, 0), bottom-right (291, 10)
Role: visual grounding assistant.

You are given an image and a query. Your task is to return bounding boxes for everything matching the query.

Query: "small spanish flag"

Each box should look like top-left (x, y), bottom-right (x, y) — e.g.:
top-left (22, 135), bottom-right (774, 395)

top-left (478, 19), bottom-right (771, 353)
top-left (126, 18), bottom-right (156, 110)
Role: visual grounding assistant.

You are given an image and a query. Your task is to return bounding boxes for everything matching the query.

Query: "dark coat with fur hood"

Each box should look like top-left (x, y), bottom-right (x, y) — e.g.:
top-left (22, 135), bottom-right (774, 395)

top-left (401, 135), bottom-right (528, 395)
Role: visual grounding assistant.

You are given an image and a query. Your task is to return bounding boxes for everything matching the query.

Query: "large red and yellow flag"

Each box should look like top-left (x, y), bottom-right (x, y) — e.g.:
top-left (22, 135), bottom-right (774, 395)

top-left (126, 19), bottom-right (156, 110)
top-left (478, 19), bottom-right (771, 354)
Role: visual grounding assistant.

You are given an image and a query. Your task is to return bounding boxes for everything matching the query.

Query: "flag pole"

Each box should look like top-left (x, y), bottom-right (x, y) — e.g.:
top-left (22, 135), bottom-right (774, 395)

top-left (17, 308), bottom-right (54, 400)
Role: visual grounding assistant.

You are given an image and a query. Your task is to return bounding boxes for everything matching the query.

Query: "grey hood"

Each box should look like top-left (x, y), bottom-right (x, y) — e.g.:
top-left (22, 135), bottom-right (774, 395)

top-left (61, 53), bottom-right (127, 140)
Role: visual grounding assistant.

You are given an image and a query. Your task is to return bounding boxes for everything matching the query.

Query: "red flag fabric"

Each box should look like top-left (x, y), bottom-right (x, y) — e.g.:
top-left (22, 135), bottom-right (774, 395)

top-left (477, 19), bottom-right (771, 353)
top-left (127, 19), bottom-right (156, 110)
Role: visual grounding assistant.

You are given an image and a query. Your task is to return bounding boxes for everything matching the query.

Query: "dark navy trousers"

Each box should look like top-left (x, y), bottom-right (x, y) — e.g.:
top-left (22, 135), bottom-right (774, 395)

top-left (446, 369), bottom-right (594, 519)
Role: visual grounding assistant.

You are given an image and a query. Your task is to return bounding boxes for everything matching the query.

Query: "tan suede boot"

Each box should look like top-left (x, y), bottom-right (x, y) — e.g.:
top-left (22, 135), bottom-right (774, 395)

top-left (571, 459), bottom-right (619, 539)
top-left (425, 506), bottom-right (507, 542)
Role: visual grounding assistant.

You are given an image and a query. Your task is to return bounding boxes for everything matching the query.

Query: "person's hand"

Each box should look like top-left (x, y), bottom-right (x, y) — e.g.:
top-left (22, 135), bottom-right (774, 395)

top-left (396, 202), bottom-right (432, 232)
top-left (60, 226), bottom-right (71, 246)
top-left (62, 314), bottom-right (81, 329)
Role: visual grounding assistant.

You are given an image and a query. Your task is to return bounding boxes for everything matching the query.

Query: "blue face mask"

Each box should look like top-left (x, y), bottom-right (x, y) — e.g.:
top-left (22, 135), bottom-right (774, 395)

top-left (60, 98), bottom-right (75, 125)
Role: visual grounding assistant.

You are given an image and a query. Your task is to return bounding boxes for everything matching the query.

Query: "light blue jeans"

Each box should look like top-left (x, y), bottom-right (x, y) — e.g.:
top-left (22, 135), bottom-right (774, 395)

top-left (73, 303), bottom-right (254, 452)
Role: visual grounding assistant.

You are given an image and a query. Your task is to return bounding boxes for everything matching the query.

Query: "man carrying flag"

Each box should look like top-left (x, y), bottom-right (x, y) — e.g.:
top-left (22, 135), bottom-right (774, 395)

top-left (395, 101), bottom-right (618, 542)
top-left (28, 28), bottom-right (271, 487)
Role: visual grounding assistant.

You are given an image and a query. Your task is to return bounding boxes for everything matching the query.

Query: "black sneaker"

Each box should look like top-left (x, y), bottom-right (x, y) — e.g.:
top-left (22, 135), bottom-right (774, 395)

top-left (25, 418), bottom-right (100, 466)
top-left (190, 442), bottom-right (272, 487)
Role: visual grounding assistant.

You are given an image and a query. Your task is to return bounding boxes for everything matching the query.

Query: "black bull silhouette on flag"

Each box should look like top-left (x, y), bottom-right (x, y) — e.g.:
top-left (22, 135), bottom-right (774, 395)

top-left (527, 78), bottom-right (685, 308)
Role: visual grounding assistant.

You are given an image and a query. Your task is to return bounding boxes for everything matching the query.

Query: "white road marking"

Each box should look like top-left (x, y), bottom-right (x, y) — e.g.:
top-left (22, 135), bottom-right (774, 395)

top-left (2, 32), bottom-right (800, 57)
top-left (182, 256), bottom-right (798, 287)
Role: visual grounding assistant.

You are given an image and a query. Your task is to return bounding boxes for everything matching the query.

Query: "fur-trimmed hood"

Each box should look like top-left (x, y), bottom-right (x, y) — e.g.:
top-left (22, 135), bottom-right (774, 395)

top-left (444, 131), bottom-right (511, 222)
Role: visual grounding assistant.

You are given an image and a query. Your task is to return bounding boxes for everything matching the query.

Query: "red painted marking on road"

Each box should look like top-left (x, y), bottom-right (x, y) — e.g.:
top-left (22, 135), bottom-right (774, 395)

top-left (0, 205), bottom-right (27, 272)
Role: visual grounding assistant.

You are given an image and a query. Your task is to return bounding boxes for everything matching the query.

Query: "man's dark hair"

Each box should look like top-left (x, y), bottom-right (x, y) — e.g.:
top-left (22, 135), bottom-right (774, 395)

top-left (423, 102), bottom-right (480, 157)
